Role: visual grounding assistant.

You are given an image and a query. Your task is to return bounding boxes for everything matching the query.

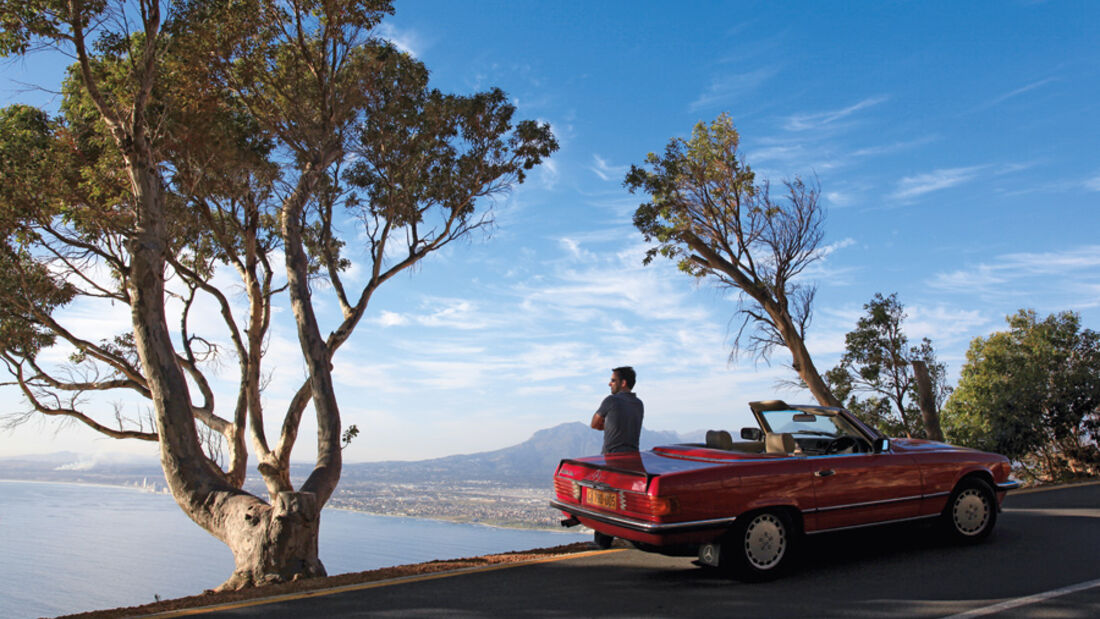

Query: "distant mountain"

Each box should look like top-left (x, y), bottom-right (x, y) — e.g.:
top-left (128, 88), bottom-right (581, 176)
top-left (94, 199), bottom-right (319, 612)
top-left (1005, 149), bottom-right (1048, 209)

top-left (2, 423), bottom-right (702, 488)
top-left (342, 422), bottom-right (700, 486)
top-left (0, 451), bottom-right (162, 485)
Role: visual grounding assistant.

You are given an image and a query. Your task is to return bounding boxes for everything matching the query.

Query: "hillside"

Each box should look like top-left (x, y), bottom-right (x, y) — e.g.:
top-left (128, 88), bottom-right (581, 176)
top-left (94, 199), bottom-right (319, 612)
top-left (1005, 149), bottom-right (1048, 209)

top-left (342, 422), bottom-right (700, 486)
top-left (1, 423), bottom-right (702, 488)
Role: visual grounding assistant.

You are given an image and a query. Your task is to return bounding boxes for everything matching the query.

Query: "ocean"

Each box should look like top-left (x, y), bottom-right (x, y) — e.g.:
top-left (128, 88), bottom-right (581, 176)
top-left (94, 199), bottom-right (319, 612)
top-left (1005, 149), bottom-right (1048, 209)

top-left (0, 480), bottom-right (586, 618)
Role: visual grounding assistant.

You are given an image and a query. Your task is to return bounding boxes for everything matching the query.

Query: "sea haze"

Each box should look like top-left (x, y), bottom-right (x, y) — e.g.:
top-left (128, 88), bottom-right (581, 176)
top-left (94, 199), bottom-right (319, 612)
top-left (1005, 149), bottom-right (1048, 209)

top-left (0, 481), bottom-right (587, 619)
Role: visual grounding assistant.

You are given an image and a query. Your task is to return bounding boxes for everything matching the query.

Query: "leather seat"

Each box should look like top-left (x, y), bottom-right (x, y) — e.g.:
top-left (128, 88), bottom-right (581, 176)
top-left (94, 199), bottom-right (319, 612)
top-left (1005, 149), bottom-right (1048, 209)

top-left (705, 429), bottom-right (734, 450)
top-left (765, 432), bottom-right (797, 455)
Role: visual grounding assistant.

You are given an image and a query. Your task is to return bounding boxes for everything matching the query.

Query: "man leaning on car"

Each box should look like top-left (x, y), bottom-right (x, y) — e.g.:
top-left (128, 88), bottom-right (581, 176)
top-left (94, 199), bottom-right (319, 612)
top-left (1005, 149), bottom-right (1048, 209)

top-left (591, 366), bottom-right (644, 454)
top-left (588, 366), bottom-right (644, 548)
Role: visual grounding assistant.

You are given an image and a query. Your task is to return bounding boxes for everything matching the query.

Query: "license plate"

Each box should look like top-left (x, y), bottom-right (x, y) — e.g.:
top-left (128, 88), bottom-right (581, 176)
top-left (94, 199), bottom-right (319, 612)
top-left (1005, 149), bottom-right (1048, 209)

top-left (585, 488), bottom-right (619, 510)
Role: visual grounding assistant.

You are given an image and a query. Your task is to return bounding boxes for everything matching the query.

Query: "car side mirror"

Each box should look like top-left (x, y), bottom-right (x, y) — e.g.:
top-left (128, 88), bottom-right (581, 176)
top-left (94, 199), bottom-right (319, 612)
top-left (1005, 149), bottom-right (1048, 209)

top-left (741, 427), bottom-right (764, 441)
top-left (873, 438), bottom-right (891, 453)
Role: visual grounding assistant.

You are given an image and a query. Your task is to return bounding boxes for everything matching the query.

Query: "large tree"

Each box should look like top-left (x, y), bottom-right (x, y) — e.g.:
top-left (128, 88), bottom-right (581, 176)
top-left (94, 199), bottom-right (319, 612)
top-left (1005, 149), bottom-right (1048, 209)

top-left (0, 0), bottom-right (555, 590)
top-left (942, 310), bottom-right (1100, 482)
top-left (625, 114), bottom-right (839, 406)
top-left (825, 293), bottom-right (948, 439)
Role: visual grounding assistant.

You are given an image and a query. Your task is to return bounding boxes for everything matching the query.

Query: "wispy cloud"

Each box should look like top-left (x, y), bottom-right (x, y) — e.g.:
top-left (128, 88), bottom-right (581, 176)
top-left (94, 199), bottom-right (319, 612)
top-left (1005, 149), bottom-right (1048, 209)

top-left (850, 135), bottom-right (938, 157)
top-left (971, 77), bottom-right (1058, 112)
top-left (589, 154), bottom-right (627, 182)
top-left (1084, 173), bottom-right (1100, 192)
top-left (927, 245), bottom-right (1100, 310)
top-left (904, 305), bottom-right (989, 345)
top-left (370, 297), bottom-right (500, 331)
top-left (375, 23), bottom-right (423, 58)
top-left (798, 238), bottom-right (860, 284)
top-left (783, 96), bottom-right (889, 132)
top-left (890, 165), bottom-right (986, 200)
top-left (537, 158), bottom-right (559, 190)
top-left (748, 126), bottom-right (925, 180)
top-left (927, 264), bottom-right (1008, 293)
top-left (818, 237), bottom-right (857, 258)
top-left (690, 67), bottom-right (779, 112)
top-left (376, 310), bottom-right (408, 327)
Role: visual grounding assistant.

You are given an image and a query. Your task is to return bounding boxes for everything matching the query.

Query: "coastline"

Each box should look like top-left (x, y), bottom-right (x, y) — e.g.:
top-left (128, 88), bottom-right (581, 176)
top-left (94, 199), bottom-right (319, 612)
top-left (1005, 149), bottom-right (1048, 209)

top-left (1, 479), bottom-right (590, 618)
top-left (0, 478), bottom-right (571, 533)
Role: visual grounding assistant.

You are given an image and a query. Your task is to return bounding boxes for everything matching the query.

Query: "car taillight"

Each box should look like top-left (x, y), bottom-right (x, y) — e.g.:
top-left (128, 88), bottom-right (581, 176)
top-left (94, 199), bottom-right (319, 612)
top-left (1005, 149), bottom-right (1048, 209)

top-left (622, 492), bottom-right (678, 515)
top-left (571, 481), bottom-right (581, 500)
top-left (650, 496), bottom-right (679, 516)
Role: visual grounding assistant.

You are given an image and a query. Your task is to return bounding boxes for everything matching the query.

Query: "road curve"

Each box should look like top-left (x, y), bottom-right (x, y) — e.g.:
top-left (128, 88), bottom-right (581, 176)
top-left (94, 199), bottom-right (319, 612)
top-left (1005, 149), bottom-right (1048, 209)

top-left (156, 482), bottom-right (1100, 618)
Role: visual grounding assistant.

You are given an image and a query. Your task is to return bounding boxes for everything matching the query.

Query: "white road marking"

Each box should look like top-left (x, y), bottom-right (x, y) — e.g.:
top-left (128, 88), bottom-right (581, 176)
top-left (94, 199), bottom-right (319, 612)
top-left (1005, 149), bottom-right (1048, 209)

top-left (1002, 507), bottom-right (1100, 518)
top-left (943, 577), bottom-right (1100, 617)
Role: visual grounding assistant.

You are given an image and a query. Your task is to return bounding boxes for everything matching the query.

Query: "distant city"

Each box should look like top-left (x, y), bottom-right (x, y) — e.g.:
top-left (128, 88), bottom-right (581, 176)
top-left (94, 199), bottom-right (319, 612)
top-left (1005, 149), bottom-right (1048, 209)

top-left (0, 422), bottom-right (701, 529)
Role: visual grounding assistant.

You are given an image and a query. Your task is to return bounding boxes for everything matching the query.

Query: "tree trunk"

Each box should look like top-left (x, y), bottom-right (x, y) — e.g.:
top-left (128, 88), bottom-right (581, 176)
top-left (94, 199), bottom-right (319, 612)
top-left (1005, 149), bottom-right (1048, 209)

top-left (769, 302), bottom-right (842, 408)
top-left (69, 9), bottom-right (333, 590)
top-left (791, 339), bottom-right (842, 408)
top-left (213, 491), bottom-right (326, 591)
top-left (911, 360), bottom-right (945, 441)
top-left (280, 164), bottom-right (343, 506)
top-left (684, 239), bottom-right (840, 409)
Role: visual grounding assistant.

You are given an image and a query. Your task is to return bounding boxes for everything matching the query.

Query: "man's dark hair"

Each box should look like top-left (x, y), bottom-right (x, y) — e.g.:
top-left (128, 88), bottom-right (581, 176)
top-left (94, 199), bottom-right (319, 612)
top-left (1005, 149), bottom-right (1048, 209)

top-left (612, 366), bottom-right (636, 389)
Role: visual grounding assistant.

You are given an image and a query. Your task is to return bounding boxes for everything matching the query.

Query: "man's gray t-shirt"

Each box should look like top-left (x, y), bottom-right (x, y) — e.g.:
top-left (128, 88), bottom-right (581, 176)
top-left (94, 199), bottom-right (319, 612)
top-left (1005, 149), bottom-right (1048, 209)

top-left (596, 392), bottom-right (644, 454)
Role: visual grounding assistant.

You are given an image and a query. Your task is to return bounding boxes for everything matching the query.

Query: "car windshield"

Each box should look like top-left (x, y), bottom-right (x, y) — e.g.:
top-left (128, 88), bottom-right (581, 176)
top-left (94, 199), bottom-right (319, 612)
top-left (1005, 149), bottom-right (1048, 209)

top-left (760, 410), bottom-right (864, 439)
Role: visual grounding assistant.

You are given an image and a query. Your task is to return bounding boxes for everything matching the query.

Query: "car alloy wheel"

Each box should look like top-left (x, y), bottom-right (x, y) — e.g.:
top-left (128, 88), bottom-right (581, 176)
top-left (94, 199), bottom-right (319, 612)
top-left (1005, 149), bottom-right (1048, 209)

top-left (952, 488), bottom-right (990, 536)
top-left (942, 478), bottom-right (997, 543)
top-left (742, 512), bottom-right (787, 570)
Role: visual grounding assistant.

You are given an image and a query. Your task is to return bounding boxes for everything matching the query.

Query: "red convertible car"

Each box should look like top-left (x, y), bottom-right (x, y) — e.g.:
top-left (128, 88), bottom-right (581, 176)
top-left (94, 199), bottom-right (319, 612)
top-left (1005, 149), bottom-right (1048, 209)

top-left (551, 400), bottom-right (1019, 580)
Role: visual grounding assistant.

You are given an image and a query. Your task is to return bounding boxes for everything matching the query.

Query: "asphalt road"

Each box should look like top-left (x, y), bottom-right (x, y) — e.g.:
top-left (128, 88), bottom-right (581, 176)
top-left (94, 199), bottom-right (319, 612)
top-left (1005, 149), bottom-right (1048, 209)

top-left (179, 482), bottom-right (1100, 618)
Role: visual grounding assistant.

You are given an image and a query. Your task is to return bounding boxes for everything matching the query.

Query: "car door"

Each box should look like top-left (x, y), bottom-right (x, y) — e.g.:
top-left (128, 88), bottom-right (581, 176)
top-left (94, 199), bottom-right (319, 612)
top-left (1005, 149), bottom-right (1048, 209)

top-left (807, 450), bottom-right (924, 531)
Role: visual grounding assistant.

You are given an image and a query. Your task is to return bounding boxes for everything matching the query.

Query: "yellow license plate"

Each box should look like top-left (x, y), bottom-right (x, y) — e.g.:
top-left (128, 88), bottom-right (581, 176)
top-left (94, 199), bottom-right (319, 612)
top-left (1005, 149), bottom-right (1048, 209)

top-left (585, 488), bottom-right (619, 510)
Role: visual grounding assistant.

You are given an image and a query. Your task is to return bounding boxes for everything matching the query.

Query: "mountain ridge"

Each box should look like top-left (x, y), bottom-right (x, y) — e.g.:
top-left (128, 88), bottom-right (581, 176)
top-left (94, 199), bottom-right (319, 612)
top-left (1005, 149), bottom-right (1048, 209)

top-left (1, 422), bottom-right (704, 487)
top-left (341, 422), bottom-right (702, 486)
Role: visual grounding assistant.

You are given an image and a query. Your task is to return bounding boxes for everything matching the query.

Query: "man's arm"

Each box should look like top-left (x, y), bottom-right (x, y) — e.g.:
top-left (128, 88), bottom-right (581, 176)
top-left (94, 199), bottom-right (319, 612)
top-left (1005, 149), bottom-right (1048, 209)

top-left (590, 412), bottom-right (605, 430)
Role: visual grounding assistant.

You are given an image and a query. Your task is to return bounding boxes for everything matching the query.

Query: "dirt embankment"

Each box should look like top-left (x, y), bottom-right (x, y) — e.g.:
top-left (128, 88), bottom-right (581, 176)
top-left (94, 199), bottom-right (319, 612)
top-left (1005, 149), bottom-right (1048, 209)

top-left (57, 542), bottom-right (596, 619)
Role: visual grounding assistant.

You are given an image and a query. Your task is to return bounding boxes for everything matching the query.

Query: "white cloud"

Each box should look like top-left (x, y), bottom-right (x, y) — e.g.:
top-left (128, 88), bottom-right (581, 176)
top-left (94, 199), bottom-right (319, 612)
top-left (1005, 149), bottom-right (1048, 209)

top-left (748, 132), bottom-right (923, 180)
top-left (927, 264), bottom-right (1008, 294)
top-left (972, 77), bottom-right (1058, 112)
top-left (818, 237), bottom-right (856, 258)
top-left (850, 135), bottom-right (938, 157)
top-left (890, 165), bottom-right (986, 200)
top-left (558, 236), bottom-right (596, 261)
top-left (377, 311), bottom-right (409, 327)
top-left (926, 245), bottom-right (1100, 308)
top-left (414, 298), bottom-right (495, 330)
top-left (537, 158), bottom-right (559, 190)
top-left (783, 96), bottom-right (889, 132)
top-left (749, 143), bottom-right (808, 166)
top-left (793, 238), bottom-right (860, 285)
top-left (590, 154), bottom-right (627, 182)
top-left (1084, 173), bottom-right (1100, 192)
top-left (690, 66), bottom-right (779, 112)
top-left (375, 23), bottom-right (423, 58)
top-left (904, 305), bottom-right (990, 344)
top-left (331, 361), bottom-right (405, 391)
top-left (515, 342), bottom-right (602, 381)
top-left (824, 191), bottom-right (854, 207)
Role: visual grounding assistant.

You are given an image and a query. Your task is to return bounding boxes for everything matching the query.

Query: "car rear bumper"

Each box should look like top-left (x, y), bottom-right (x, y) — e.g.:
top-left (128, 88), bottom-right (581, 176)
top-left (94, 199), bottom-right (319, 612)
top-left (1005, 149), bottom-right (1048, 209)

top-left (549, 499), bottom-right (737, 534)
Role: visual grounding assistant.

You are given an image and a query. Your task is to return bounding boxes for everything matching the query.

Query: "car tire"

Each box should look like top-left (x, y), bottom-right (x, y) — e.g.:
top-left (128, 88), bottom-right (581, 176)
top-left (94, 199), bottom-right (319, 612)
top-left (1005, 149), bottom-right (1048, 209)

top-left (941, 478), bottom-right (997, 543)
top-left (722, 509), bottom-right (796, 581)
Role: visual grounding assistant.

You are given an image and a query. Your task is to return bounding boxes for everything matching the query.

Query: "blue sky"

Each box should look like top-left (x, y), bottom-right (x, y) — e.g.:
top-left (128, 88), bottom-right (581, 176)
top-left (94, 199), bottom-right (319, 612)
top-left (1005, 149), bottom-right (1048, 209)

top-left (2, 0), bottom-right (1099, 464)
